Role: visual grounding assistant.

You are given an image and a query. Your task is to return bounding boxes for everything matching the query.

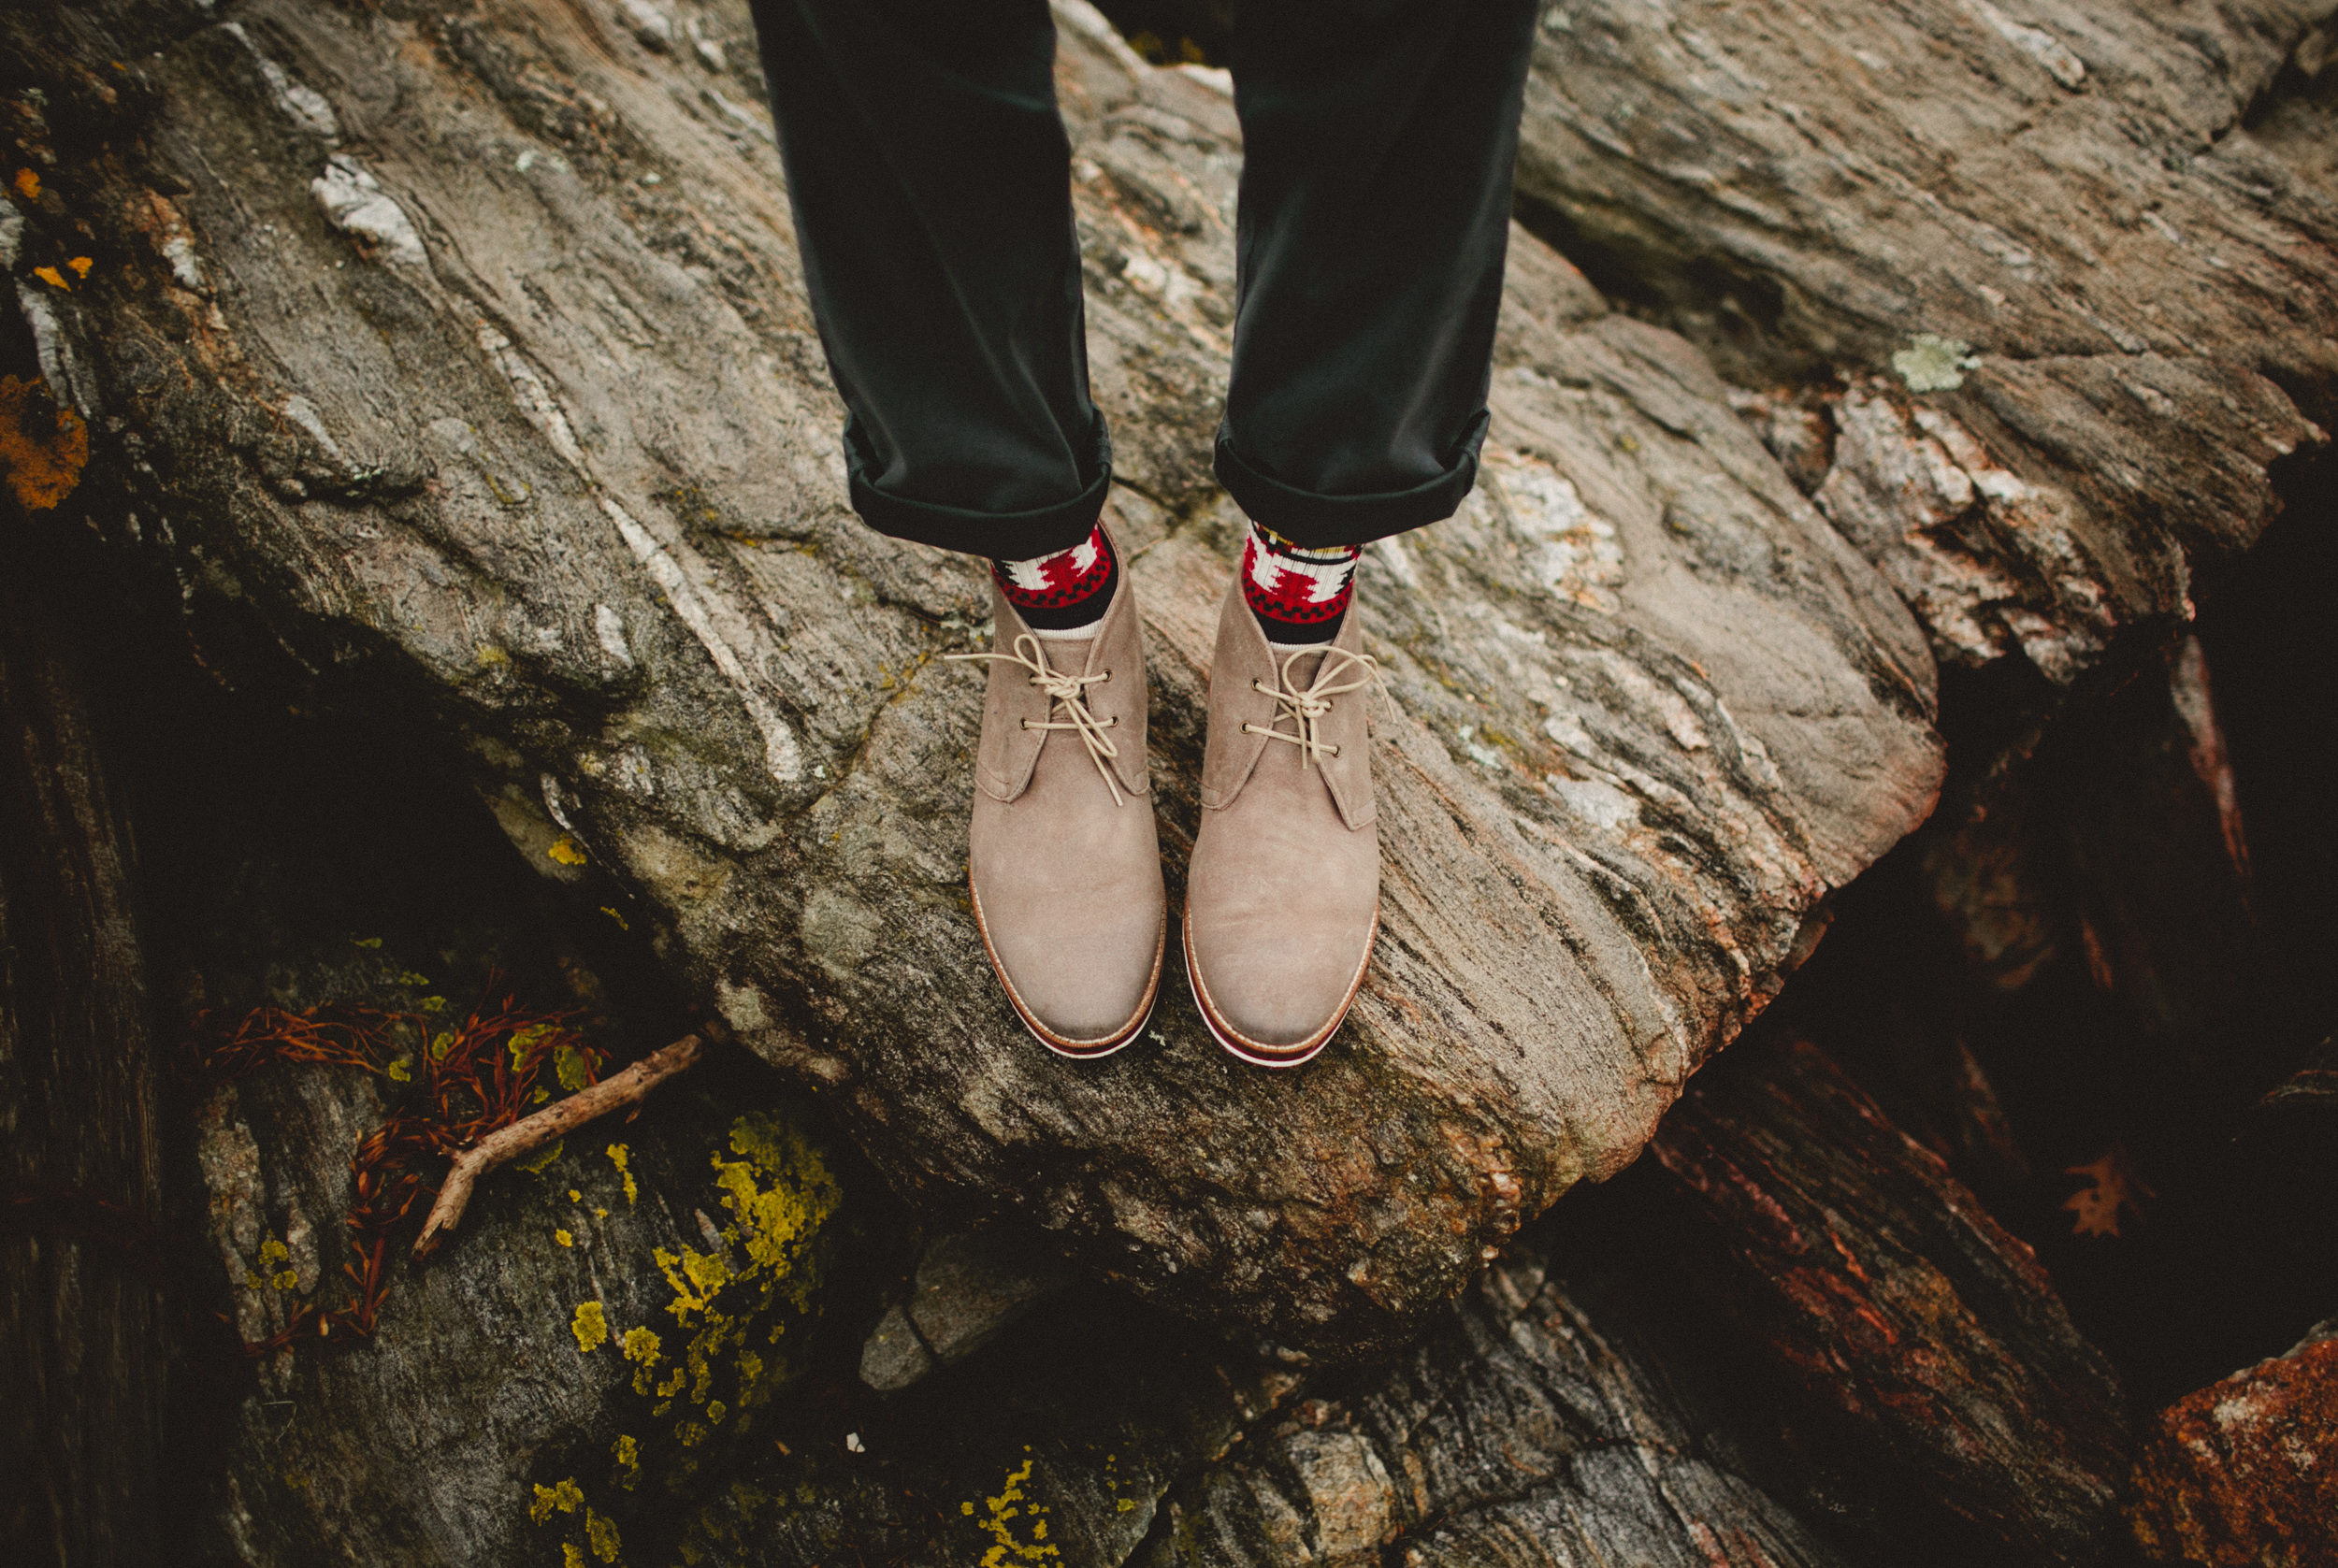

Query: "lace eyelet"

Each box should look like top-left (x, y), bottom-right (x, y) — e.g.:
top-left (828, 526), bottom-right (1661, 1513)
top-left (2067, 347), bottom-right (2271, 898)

top-left (1327, 745), bottom-right (1341, 757)
top-left (1019, 720), bottom-right (1033, 731)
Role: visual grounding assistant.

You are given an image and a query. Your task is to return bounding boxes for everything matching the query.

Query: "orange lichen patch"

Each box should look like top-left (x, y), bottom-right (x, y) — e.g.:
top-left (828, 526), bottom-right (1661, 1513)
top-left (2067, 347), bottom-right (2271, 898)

top-left (2127, 1333), bottom-right (2338, 1565)
top-left (31, 265), bottom-right (68, 290)
top-left (67, 255), bottom-right (93, 278)
top-left (12, 167), bottom-right (37, 200)
top-left (182, 988), bottom-right (605, 1356)
top-left (0, 375), bottom-right (88, 511)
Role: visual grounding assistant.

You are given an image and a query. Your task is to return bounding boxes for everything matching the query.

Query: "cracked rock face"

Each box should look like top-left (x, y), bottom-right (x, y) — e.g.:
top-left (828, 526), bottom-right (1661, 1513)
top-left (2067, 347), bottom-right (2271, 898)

top-left (2127, 1320), bottom-right (2338, 1566)
top-left (1519, 0), bottom-right (2334, 687)
top-left (7, 0), bottom-right (1941, 1356)
top-left (1133, 1229), bottom-right (1849, 1568)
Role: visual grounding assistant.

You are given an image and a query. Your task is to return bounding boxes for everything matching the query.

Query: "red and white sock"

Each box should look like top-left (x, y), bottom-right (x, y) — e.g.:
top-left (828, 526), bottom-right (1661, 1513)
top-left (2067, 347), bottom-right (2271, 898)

top-left (992, 522), bottom-right (1118, 640)
top-left (1241, 522), bottom-right (1361, 645)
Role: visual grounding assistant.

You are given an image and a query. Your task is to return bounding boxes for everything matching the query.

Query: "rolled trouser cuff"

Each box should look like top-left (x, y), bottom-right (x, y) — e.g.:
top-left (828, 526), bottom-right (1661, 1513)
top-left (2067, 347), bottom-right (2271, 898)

top-left (844, 412), bottom-right (1114, 561)
top-left (1212, 410), bottom-right (1490, 550)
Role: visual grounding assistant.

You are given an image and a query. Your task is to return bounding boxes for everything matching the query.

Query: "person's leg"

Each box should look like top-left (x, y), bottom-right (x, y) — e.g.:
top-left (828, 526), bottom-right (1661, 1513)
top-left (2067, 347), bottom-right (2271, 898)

top-left (751, 0), bottom-right (1162, 1053)
top-left (1217, 0), bottom-right (1538, 647)
top-left (749, 0), bottom-right (1111, 557)
top-left (1187, 0), bottom-right (1540, 1067)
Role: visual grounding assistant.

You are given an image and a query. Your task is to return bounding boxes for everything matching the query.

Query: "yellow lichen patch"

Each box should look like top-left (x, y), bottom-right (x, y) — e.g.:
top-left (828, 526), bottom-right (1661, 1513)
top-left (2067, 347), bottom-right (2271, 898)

top-left (0, 375), bottom-right (88, 512)
top-left (556, 1043), bottom-right (590, 1092)
top-left (385, 1057), bottom-right (412, 1083)
top-left (518, 1137), bottom-right (565, 1175)
top-left (607, 1144), bottom-right (638, 1204)
top-left (622, 1326), bottom-right (663, 1394)
top-left (530, 1477), bottom-right (584, 1523)
top-left (584, 1508), bottom-right (621, 1563)
top-left (971, 1458), bottom-right (1061, 1566)
top-left (563, 1546), bottom-right (584, 1568)
top-left (527, 1113), bottom-right (839, 1556)
top-left (571, 1301), bottom-right (609, 1354)
top-left (508, 1023), bottom-right (556, 1071)
top-left (556, 1230), bottom-right (574, 1248)
top-left (547, 835), bottom-right (588, 867)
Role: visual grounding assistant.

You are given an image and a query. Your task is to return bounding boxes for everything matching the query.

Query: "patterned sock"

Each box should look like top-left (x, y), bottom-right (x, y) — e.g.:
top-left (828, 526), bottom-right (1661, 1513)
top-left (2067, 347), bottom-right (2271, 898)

top-left (992, 522), bottom-right (1118, 640)
top-left (1241, 522), bottom-right (1362, 645)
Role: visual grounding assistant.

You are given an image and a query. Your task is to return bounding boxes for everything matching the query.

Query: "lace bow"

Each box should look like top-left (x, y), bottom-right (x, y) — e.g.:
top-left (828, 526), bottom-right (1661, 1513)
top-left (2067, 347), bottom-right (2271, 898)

top-left (946, 633), bottom-right (1127, 804)
top-left (1245, 645), bottom-right (1381, 769)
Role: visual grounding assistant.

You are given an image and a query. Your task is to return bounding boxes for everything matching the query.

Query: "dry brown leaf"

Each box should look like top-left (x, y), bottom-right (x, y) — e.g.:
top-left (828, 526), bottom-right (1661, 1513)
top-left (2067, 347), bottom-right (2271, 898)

top-left (2062, 1147), bottom-right (2155, 1238)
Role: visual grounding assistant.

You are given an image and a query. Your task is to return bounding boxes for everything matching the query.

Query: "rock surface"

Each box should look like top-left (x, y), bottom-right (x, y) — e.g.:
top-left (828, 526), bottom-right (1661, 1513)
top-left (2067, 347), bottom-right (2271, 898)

top-left (1133, 1231), bottom-right (1849, 1568)
top-left (2127, 1319), bottom-right (2338, 1567)
top-left (1519, 0), bottom-right (2333, 685)
top-left (0, 530), bottom-right (169, 1568)
top-left (1, 0), bottom-right (1943, 1356)
top-left (859, 1228), bottom-right (1075, 1394)
top-left (1644, 1034), bottom-right (2131, 1564)
top-left (189, 1049), bottom-right (847, 1568)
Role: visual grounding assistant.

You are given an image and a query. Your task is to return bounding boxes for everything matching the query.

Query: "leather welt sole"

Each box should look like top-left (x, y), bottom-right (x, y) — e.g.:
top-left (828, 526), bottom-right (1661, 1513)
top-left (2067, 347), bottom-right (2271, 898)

top-left (1181, 903), bottom-right (1378, 1071)
top-left (968, 869), bottom-right (1164, 1059)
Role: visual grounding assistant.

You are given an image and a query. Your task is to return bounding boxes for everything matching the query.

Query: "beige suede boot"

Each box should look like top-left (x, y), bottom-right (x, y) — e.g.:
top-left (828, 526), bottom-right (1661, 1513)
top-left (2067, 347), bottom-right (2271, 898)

top-left (1184, 578), bottom-right (1380, 1069)
top-left (952, 564), bottom-right (1164, 1057)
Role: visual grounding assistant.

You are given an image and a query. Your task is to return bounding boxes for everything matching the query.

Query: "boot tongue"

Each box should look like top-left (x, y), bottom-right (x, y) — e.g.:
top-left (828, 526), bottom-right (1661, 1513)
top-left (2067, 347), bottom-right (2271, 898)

top-left (1273, 642), bottom-right (1329, 691)
top-left (1032, 632), bottom-right (1098, 677)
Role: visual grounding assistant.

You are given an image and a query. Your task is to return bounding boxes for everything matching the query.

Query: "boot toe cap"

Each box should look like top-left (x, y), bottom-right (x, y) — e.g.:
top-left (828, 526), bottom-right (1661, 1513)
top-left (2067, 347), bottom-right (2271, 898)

top-left (973, 855), bottom-right (1166, 1047)
top-left (1184, 879), bottom-right (1378, 1051)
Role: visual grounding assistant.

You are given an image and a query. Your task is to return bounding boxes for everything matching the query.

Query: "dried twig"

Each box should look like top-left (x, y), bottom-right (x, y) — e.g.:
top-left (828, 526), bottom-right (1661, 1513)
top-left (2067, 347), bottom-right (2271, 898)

top-left (412, 1029), bottom-right (710, 1259)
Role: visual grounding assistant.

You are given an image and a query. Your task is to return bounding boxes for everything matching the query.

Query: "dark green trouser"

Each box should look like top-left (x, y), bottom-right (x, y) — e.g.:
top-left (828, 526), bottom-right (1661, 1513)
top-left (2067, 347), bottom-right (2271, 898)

top-left (749, 0), bottom-right (1540, 558)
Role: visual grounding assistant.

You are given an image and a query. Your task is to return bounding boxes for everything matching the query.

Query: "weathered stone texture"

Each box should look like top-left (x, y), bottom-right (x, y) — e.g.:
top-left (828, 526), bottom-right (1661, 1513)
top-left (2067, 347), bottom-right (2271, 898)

top-left (1647, 1035), bottom-right (2131, 1564)
top-left (1520, 0), bottom-right (2335, 683)
top-left (2128, 1321), bottom-right (2338, 1567)
top-left (2, 0), bottom-right (1942, 1358)
top-left (1134, 1230), bottom-right (1848, 1568)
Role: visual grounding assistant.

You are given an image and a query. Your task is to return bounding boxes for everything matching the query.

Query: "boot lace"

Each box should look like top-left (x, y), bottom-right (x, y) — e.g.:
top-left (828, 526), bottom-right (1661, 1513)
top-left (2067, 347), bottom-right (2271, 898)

top-left (1245, 646), bottom-right (1381, 769)
top-left (946, 632), bottom-right (1127, 805)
